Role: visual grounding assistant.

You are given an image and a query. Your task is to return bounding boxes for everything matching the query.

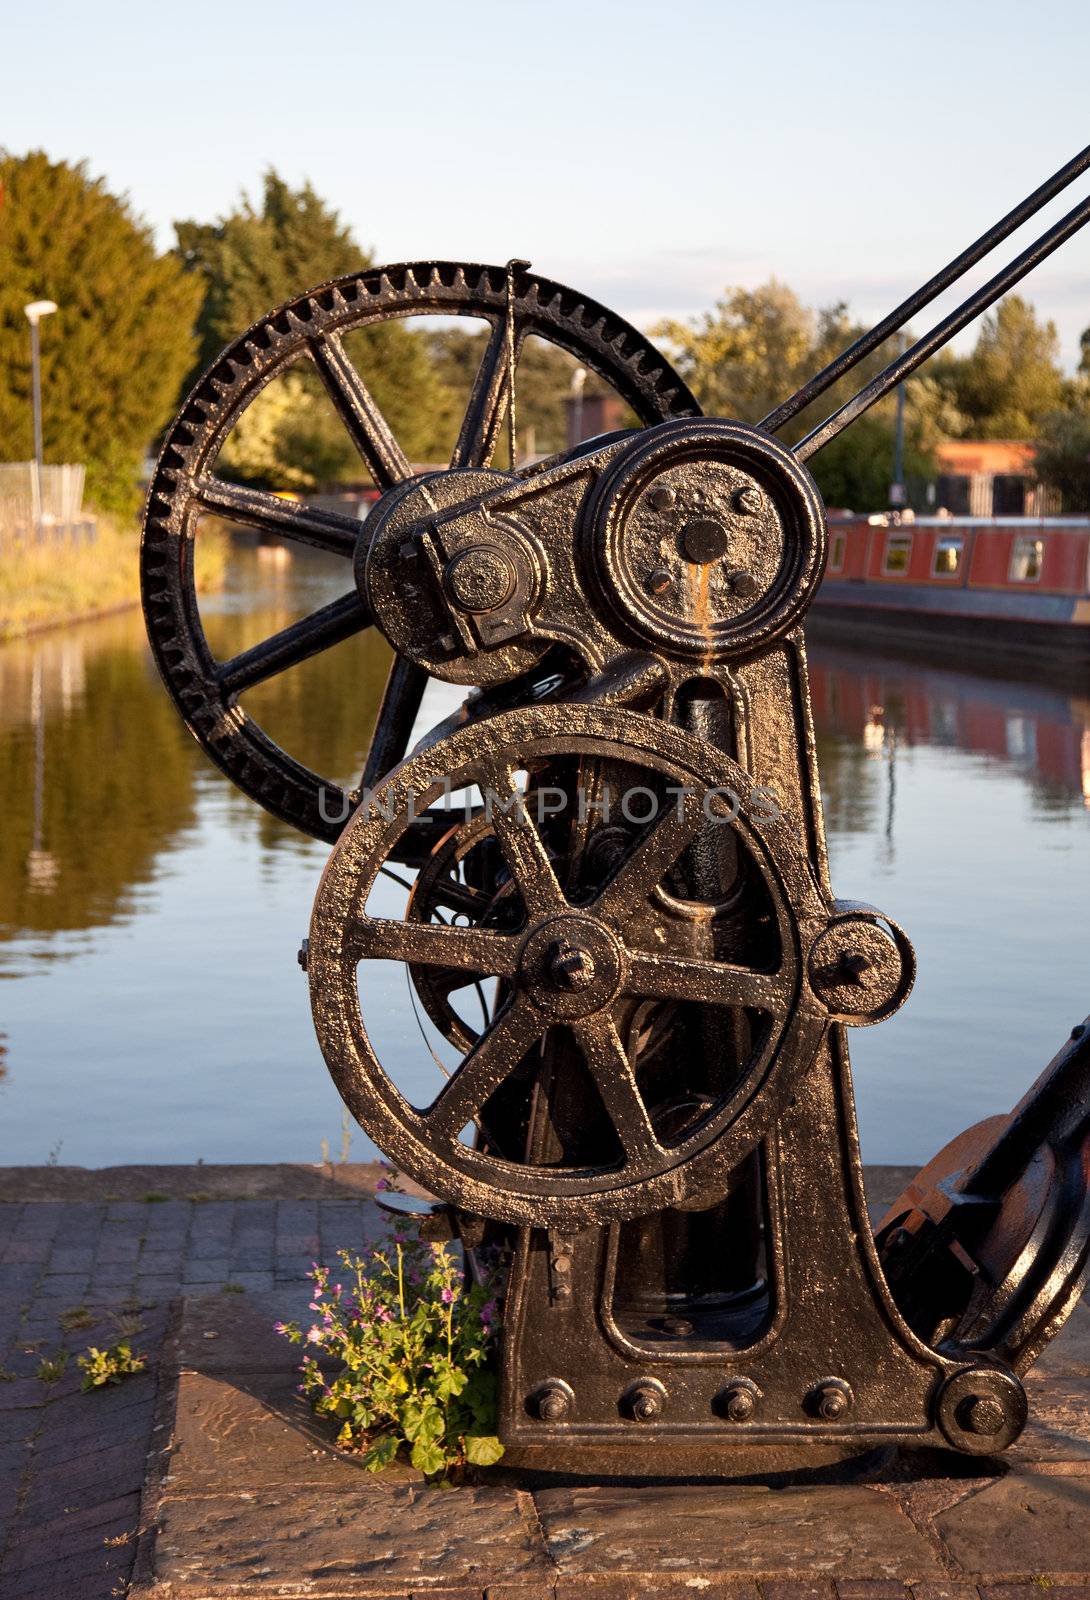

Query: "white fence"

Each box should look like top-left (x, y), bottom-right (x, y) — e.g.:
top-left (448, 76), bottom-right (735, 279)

top-left (0, 463), bottom-right (97, 549)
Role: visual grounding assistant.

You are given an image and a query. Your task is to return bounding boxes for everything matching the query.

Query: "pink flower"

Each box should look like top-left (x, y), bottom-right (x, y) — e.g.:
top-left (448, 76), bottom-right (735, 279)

top-left (306, 1327), bottom-right (322, 1344)
top-left (480, 1300), bottom-right (497, 1325)
top-left (441, 1287), bottom-right (455, 1305)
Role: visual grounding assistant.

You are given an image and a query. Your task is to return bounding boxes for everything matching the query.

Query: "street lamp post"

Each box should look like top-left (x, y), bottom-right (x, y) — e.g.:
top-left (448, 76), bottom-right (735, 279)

top-left (24, 300), bottom-right (58, 536)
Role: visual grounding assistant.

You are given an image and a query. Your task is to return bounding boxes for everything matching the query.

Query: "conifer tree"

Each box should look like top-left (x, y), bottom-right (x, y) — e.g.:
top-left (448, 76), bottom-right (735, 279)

top-left (0, 151), bottom-right (202, 511)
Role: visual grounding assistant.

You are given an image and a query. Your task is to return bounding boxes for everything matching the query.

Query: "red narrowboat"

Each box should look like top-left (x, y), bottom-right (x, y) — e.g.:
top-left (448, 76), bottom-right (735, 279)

top-left (814, 514), bottom-right (1090, 661)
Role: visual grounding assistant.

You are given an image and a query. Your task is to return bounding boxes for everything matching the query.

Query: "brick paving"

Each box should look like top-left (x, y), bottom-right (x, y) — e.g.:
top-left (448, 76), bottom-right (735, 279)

top-left (0, 1184), bottom-right (380, 1599)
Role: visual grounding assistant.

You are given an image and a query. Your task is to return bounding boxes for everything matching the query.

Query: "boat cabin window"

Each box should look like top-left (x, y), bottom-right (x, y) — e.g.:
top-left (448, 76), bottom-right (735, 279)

top-left (932, 536), bottom-right (963, 578)
top-left (1009, 535), bottom-right (1044, 583)
top-left (829, 531), bottom-right (846, 572)
top-left (882, 534), bottom-right (912, 576)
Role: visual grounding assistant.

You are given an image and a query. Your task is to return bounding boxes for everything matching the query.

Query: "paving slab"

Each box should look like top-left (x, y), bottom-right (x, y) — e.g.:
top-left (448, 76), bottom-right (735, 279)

top-left (935, 1469), bottom-right (1090, 1576)
top-left (532, 1483), bottom-right (945, 1580)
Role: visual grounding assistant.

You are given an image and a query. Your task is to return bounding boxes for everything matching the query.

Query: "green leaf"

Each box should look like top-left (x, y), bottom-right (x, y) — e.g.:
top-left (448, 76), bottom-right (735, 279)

top-left (362, 1433), bottom-right (400, 1473)
top-left (410, 1438), bottom-right (447, 1476)
top-left (465, 1434), bottom-right (505, 1467)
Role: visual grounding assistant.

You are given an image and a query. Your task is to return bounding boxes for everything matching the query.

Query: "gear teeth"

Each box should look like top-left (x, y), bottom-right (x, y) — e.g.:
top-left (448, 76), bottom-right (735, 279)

top-left (141, 256), bottom-right (699, 844)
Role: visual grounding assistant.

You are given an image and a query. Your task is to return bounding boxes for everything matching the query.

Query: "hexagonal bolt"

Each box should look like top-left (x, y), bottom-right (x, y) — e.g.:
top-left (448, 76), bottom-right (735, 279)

top-left (734, 486), bottom-right (764, 514)
top-left (548, 941), bottom-right (596, 991)
top-left (628, 1382), bottom-right (664, 1422)
top-left (962, 1395), bottom-right (1006, 1436)
top-left (724, 1385), bottom-right (757, 1423)
top-left (533, 1383), bottom-right (572, 1423)
top-left (813, 1378), bottom-right (854, 1421)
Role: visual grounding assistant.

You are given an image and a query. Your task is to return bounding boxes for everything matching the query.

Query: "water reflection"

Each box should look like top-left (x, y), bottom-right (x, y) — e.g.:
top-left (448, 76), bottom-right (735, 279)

top-left (1, 546), bottom-right (1088, 1168)
top-left (808, 636), bottom-right (1090, 1165)
top-left (810, 640), bottom-right (1090, 838)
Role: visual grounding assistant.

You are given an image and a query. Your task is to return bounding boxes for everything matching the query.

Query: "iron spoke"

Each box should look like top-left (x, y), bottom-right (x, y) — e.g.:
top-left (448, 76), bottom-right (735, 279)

top-left (479, 760), bottom-right (567, 920)
top-left (592, 791), bottom-right (705, 923)
top-left (361, 656), bottom-right (428, 790)
top-left (216, 591), bottom-right (370, 697)
top-left (193, 476), bottom-right (361, 557)
top-left (450, 318), bottom-right (510, 470)
top-left (309, 333), bottom-right (412, 489)
top-left (350, 917), bottom-right (519, 975)
top-left (426, 998), bottom-right (544, 1139)
top-left (625, 951), bottom-right (790, 1015)
top-left (571, 1014), bottom-right (662, 1162)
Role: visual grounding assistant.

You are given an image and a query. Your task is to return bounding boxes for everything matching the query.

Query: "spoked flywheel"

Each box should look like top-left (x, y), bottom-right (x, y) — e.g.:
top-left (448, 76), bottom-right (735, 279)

top-left (140, 262), bottom-right (700, 842)
top-left (307, 703), bottom-right (834, 1227)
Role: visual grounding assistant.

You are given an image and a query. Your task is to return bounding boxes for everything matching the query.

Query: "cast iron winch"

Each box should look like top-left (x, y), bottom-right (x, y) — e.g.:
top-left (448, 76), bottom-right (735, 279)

top-left (142, 148), bottom-right (1090, 1475)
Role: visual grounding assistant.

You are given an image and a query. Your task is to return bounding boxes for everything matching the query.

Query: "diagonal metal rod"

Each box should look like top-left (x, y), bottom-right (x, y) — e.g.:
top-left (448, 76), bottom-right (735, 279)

top-left (761, 142), bottom-right (1090, 437)
top-left (795, 185), bottom-right (1090, 463)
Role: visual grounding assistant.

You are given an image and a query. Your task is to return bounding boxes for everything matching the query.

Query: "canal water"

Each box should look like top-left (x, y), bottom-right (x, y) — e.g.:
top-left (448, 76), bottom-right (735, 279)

top-left (2, 537), bottom-right (1088, 1169)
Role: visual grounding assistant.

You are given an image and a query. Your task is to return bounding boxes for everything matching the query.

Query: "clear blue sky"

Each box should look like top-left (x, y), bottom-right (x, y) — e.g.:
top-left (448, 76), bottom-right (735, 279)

top-left (6, 0), bottom-right (1090, 364)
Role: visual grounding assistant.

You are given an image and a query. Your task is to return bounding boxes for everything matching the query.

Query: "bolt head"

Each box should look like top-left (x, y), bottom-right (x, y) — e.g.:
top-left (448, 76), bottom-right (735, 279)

top-left (297, 938), bottom-right (309, 973)
top-left (963, 1395), bottom-right (1006, 1436)
top-left (535, 1384), bottom-right (571, 1422)
top-left (631, 1385), bottom-right (661, 1422)
top-left (548, 941), bottom-right (596, 991)
top-left (813, 1379), bottom-right (853, 1421)
top-left (682, 517), bottom-right (731, 564)
top-left (730, 570), bottom-right (759, 598)
top-left (734, 486), bottom-right (764, 514)
top-left (645, 567), bottom-right (673, 595)
top-left (648, 484), bottom-right (676, 512)
top-left (725, 1387), bottom-right (756, 1422)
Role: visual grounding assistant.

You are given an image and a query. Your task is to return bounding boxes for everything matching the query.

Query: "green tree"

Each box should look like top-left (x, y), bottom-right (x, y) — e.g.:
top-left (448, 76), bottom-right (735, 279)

top-left (1033, 406), bottom-right (1090, 512)
top-left (953, 295), bottom-right (1065, 438)
top-left (655, 280), bottom-right (815, 424)
top-left (175, 173), bottom-right (453, 481)
top-left (0, 151), bottom-right (202, 511)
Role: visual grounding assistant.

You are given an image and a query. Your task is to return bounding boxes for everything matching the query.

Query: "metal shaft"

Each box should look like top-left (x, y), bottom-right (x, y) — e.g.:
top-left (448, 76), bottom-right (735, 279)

top-left (761, 141), bottom-right (1090, 436)
top-left (795, 185), bottom-right (1090, 462)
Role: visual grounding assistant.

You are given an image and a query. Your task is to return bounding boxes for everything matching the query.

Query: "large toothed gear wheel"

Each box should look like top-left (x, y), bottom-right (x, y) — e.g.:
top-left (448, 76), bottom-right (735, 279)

top-left (140, 262), bottom-right (700, 842)
top-left (307, 703), bottom-right (844, 1227)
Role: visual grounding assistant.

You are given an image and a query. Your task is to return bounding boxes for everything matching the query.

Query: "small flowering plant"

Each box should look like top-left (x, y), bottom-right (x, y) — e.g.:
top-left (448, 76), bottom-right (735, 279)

top-left (276, 1230), bottom-right (503, 1479)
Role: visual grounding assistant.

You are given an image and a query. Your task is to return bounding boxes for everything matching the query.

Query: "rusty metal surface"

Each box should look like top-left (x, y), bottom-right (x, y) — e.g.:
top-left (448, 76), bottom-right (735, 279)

top-left (142, 156), bottom-right (1090, 1475)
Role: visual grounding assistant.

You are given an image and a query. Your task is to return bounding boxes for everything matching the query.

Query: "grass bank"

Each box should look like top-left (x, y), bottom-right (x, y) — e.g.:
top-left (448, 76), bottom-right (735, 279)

top-left (0, 515), bottom-right (228, 640)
